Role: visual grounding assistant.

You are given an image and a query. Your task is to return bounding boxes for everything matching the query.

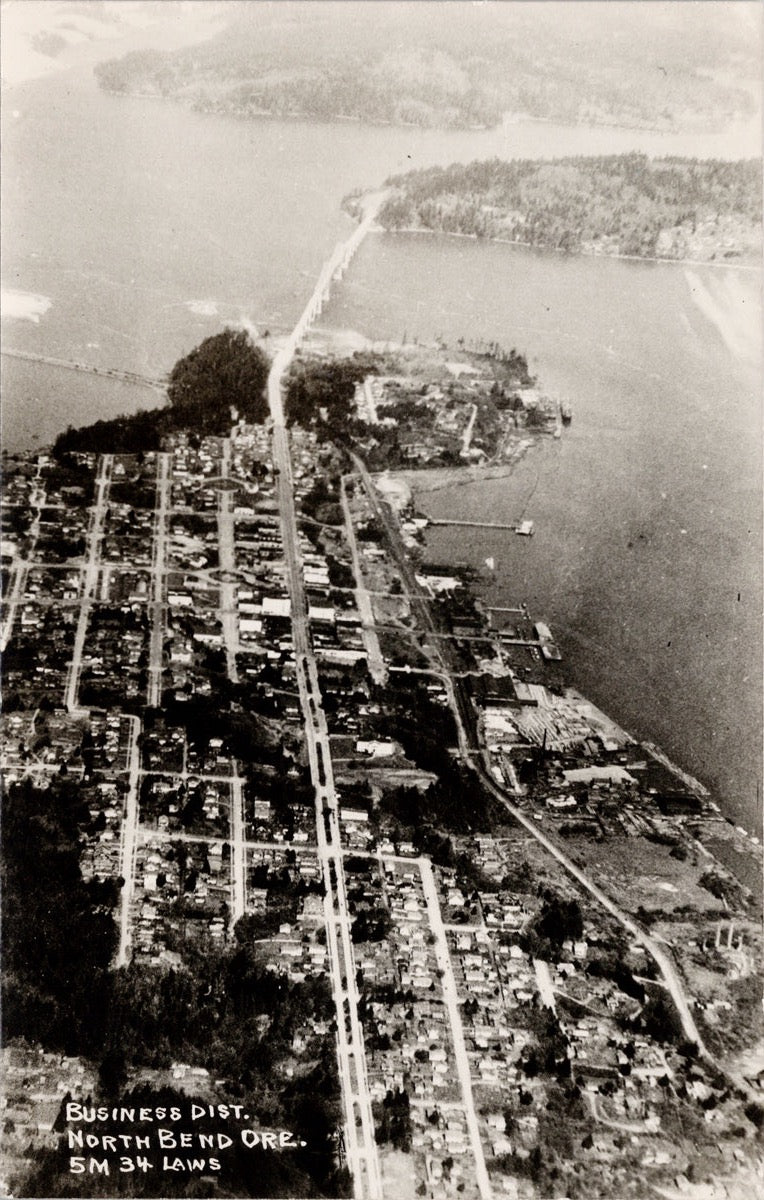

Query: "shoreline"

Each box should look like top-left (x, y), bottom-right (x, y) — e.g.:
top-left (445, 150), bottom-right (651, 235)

top-left (369, 225), bottom-right (763, 272)
top-left (381, 456), bottom-right (533, 497)
top-left (88, 83), bottom-right (757, 146)
top-left (11, 338), bottom-right (760, 874)
top-left (381, 448), bottom-right (763, 854)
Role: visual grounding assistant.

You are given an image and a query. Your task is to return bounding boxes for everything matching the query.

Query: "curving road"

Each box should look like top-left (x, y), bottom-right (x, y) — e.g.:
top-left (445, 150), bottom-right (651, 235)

top-left (474, 761), bottom-right (710, 1058)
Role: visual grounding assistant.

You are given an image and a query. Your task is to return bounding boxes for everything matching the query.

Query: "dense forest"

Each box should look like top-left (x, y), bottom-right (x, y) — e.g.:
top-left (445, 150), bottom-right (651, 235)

top-left (378, 154), bottom-right (763, 260)
top-left (92, 3), bottom-right (759, 134)
top-left (53, 330), bottom-right (268, 457)
top-left (285, 351), bottom-right (386, 434)
top-left (2, 779), bottom-right (119, 1058)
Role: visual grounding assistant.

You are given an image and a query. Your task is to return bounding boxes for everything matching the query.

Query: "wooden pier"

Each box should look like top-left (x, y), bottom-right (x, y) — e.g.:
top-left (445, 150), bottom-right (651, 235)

top-left (428, 518), bottom-right (532, 533)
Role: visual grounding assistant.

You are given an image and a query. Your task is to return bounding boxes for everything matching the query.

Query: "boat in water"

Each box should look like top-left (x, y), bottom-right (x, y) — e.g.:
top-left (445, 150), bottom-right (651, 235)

top-left (534, 620), bottom-right (562, 660)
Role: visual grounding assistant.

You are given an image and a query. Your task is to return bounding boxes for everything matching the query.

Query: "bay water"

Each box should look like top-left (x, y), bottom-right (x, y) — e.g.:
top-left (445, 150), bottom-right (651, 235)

top-left (320, 233), bottom-right (761, 831)
top-left (1, 65), bottom-right (761, 830)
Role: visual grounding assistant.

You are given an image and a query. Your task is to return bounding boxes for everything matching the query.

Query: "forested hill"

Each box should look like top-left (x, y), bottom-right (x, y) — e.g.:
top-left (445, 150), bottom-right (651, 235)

top-left (53, 329), bottom-right (269, 456)
top-left (376, 155), bottom-right (762, 262)
top-left (91, 3), bottom-right (759, 134)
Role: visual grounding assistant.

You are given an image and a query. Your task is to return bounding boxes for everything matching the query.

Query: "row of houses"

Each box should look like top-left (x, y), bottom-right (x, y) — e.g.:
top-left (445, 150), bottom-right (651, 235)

top-left (130, 833), bottom-right (230, 965)
top-left (347, 856), bottom-right (484, 1193)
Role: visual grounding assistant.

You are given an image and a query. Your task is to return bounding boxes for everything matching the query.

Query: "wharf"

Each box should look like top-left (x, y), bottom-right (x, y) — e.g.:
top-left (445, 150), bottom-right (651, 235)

top-left (428, 518), bottom-right (534, 534)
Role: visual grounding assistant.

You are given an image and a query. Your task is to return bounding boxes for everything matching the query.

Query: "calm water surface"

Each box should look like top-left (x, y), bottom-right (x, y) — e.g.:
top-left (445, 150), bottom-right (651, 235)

top-left (320, 234), bottom-right (762, 831)
top-left (3, 65), bottom-right (759, 451)
top-left (2, 67), bottom-right (761, 830)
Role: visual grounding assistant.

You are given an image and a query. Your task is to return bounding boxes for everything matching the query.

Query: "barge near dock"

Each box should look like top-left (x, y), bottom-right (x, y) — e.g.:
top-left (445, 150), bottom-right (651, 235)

top-left (534, 620), bottom-right (562, 661)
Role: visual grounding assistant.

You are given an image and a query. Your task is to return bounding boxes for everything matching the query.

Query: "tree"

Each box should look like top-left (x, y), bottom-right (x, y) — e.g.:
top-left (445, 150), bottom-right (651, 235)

top-left (168, 329), bottom-right (269, 428)
top-left (99, 1047), bottom-right (128, 1097)
top-left (54, 329), bottom-right (270, 457)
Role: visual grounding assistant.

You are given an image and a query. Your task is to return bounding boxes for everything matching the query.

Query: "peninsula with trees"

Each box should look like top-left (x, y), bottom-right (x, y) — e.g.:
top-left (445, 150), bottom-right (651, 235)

top-left (91, 3), bottom-right (758, 135)
top-left (371, 154), bottom-right (763, 262)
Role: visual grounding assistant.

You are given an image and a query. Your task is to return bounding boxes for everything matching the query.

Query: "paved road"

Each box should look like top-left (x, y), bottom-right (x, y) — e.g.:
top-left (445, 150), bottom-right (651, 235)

top-left (64, 453), bottom-right (112, 712)
top-left (420, 858), bottom-right (494, 1200)
top-left (147, 453), bottom-right (171, 707)
top-left (229, 771), bottom-right (246, 929)
top-left (217, 438), bottom-right (240, 683)
top-left (340, 474), bottom-right (386, 684)
top-left (270, 432), bottom-right (381, 1199)
top-left (263, 194), bottom-right (387, 1199)
top-left (116, 715), bottom-right (141, 967)
top-left (270, 437), bottom-right (370, 1192)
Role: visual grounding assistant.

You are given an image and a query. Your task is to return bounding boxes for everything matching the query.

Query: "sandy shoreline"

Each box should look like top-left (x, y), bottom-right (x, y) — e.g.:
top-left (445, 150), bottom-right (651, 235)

top-left (1, 2), bottom-right (223, 90)
top-left (684, 268), bottom-right (762, 362)
top-left (382, 448), bottom-right (535, 499)
top-left (1, 289), bottom-right (52, 323)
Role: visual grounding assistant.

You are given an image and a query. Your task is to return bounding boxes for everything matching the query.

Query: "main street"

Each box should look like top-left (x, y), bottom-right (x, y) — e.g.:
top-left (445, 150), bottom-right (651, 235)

top-left (215, 437), bottom-right (246, 930)
top-left (229, 770), bottom-right (246, 929)
top-left (270, 416), bottom-right (382, 1200)
top-left (264, 192), bottom-right (386, 1200)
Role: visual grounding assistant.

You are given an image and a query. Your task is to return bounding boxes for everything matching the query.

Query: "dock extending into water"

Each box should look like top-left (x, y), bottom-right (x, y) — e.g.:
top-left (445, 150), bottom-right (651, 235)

top-left (428, 518), bottom-right (534, 534)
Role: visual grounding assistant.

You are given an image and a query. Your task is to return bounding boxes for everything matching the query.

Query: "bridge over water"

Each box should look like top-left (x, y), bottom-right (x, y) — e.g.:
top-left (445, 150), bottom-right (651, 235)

top-left (2, 347), bottom-right (166, 392)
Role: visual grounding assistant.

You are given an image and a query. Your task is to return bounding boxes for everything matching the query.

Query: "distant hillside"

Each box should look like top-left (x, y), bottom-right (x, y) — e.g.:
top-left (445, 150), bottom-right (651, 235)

top-left (375, 154), bottom-right (762, 262)
top-left (92, 2), bottom-right (760, 133)
top-left (0, 0), bottom-right (219, 88)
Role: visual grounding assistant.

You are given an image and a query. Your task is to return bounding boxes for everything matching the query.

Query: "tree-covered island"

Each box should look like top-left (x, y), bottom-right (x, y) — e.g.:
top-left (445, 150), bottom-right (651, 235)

top-left (372, 153), bottom-right (762, 262)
